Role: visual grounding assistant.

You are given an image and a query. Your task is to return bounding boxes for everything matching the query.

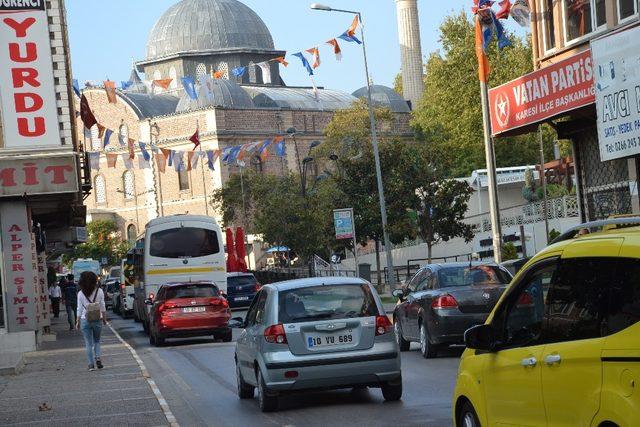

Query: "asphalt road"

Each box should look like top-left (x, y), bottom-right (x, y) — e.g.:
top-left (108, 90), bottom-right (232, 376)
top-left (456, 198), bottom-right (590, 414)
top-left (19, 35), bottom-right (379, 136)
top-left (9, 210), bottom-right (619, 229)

top-left (109, 308), bottom-right (461, 427)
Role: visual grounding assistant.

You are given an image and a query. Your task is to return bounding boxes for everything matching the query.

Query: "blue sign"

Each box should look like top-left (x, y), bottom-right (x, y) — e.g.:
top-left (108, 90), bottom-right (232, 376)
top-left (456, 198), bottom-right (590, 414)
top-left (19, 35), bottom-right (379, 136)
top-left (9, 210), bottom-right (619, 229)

top-left (333, 209), bottom-right (354, 240)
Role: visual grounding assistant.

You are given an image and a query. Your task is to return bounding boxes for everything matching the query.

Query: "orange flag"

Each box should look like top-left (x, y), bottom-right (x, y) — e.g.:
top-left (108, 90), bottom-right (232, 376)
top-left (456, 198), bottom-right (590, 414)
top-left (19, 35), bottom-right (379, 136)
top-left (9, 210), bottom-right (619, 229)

top-left (153, 79), bottom-right (173, 90)
top-left (96, 123), bottom-right (106, 139)
top-left (127, 138), bottom-right (136, 160)
top-left (155, 153), bottom-right (166, 173)
top-left (160, 148), bottom-right (172, 160)
top-left (306, 47), bottom-right (320, 69)
top-left (106, 153), bottom-right (118, 168)
top-left (326, 39), bottom-right (342, 61)
top-left (474, 16), bottom-right (491, 83)
top-left (213, 71), bottom-right (224, 79)
top-left (103, 80), bottom-right (117, 103)
top-left (347, 15), bottom-right (359, 37)
top-left (273, 56), bottom-right (288, 67)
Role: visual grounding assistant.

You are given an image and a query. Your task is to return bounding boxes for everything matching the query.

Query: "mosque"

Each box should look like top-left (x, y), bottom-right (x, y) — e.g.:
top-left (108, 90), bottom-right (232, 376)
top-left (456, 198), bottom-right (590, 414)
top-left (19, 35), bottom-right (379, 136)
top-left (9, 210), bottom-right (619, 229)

top-left (77, 0), bottom-right (423, 265)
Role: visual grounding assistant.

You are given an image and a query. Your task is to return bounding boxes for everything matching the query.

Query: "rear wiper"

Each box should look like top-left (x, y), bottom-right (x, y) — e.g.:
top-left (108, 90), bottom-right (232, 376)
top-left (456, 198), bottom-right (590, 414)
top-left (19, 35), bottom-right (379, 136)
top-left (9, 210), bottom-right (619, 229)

top-left (290, 312), bottom-right (334, 321)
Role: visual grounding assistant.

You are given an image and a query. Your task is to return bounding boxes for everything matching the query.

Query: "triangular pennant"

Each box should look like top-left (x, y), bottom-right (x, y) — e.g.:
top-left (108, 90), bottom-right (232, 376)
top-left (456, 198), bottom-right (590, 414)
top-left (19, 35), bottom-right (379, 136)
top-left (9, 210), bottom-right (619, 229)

top-left (153, 79), bottom-right (173, 90)
top-left (139, 142), bottom-right (151, 161)
top-left (292, 52), bottom-right (314, 76)
top-left (181, 77), bottom-right (198, 100)
top-left (103, 80), bottom-right (117, 104)
top-left (106, 153), bottom-right (118, 168)
top-left (103, 128), bottom-right (113, 148)
top-left (80, 95), bottom-right (97, 130)
top-left (155, 153), bottom-right (166, 173)
top-left (127, 138), bottom-right (136, 160)
top-left (189, 129), bottom-right (200, 150)
top-left (138, 154), bottom-right (151, 169)
top-left (305, 47), bottom-right (321, 69)
top-left (256, 62), bottom-right (272, 84)
top-left (273, 56), bottom-right (289, 67)
top-left (326, 39), bottom-right (343, 61)
top-left (88, 152), bottom-right (100, 170)
top-left (121, 153), bottom-right (133, 170)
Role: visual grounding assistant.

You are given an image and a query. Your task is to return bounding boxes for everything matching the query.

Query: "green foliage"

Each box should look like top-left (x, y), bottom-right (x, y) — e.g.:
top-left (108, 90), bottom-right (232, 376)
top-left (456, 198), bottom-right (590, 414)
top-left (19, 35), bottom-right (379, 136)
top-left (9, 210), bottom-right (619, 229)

top-left (502, 242), bottom-right (518, 261)
top-left (411, 11), bottom-right (556, 177)
top-left (537, 183), bottom-right (570, 200)
top-left (69, 220), bottom-right (131, 267)
top-left (549, 228), bottom-right (561, 242)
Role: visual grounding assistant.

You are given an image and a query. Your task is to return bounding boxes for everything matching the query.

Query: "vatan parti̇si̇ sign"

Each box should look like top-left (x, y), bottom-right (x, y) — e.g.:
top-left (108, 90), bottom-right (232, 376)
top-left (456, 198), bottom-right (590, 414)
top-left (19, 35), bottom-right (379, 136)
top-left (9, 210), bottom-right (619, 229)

top-left (592, 26), bottom-right (640, 162)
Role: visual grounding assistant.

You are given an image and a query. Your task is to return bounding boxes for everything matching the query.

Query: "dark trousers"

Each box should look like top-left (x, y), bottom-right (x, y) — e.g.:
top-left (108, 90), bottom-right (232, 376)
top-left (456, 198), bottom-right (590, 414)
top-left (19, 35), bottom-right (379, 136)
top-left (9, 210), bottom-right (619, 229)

top-left (51, 297), bottom-right (61, 318)
top-left (66, 304), bottom-right (77, 328)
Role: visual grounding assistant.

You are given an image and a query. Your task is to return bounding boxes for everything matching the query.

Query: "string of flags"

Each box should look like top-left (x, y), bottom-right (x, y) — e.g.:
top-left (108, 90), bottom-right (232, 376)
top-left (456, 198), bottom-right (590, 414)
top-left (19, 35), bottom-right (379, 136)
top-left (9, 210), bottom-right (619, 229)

top-left (473, 0), bottom-right (530, 52)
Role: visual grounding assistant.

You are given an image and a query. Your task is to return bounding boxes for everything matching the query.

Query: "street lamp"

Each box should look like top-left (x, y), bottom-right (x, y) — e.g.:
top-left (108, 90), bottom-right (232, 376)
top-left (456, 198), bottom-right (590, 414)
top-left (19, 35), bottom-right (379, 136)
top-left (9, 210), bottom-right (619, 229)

top-left (311, 3), bottom-right (396, 286)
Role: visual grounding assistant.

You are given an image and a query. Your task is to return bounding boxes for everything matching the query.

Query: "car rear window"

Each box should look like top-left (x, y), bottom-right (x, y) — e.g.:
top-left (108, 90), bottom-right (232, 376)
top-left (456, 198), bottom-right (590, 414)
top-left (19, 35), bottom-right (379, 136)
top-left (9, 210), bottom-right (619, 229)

top-left (165, 284), bottom-right (219, 299)
top-left (228, 276), bottom-right (257, 286)
top-left (278, 284), bottom-right (380, 323)
top-left (438, 265), bottom-right (511, 287)
top-left (150, 227), bottom-right (220, 258)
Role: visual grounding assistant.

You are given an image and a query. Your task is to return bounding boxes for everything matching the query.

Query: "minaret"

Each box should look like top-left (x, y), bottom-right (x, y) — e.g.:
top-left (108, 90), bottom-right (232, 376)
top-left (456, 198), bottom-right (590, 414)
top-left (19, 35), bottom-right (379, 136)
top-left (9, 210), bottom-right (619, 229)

top-left (396, 0), bottom-right (424, 108)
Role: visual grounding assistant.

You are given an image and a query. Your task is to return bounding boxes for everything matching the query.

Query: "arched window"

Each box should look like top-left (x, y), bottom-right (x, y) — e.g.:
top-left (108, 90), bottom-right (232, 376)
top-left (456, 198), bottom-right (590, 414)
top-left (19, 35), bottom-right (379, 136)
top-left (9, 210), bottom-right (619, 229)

top-left (127, 224), bottom-right (137, 243)
top-left (196, 63), bottom-right (207, 78)
top-left (94, 175), bottom-right (106, 204)
top-left (248, 63), bottom-right (256, 84)
top-left (123, 170), bottom-right (135, 200)
top-left (169, 67), bottom-right (177, 89)
top-left (119, 124), bottom-right (129, 146)
top-left (90, 125), bottom-right (101, 150)
top-left (178, 169), bottom-right (190, 191)
top-left (153, 69), bottom-right (162, 81)
top-left (217, 62), bottom-right (229, 80)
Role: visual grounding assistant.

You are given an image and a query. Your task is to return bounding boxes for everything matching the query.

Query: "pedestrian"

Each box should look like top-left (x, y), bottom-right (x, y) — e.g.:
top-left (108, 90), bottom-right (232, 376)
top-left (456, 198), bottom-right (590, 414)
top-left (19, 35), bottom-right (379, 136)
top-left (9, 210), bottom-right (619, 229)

top-left (49, 281), bottom-right (62, 318)
top-left (76, 271), bottom-right (107, 371)
top-left (62, 275), bottom-right (78, 331)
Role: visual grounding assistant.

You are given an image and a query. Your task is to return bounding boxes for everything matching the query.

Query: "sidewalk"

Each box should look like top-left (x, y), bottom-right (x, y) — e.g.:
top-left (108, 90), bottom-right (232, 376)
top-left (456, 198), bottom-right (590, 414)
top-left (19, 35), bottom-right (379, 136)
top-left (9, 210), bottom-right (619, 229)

top-left (0, 316), bottom-right (171, 426)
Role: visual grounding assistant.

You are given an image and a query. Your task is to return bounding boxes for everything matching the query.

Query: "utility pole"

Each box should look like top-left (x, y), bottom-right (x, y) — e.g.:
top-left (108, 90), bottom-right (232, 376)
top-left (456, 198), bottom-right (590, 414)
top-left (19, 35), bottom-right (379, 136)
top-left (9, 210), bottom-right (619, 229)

top-left (539, 126), bottom-right (549, 245)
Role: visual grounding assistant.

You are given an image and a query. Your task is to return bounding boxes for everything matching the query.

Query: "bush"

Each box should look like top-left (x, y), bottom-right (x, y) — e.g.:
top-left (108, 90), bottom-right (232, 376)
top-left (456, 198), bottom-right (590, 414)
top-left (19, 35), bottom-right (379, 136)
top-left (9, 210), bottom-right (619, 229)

top-left (502, 242), bottom-right (518, 261)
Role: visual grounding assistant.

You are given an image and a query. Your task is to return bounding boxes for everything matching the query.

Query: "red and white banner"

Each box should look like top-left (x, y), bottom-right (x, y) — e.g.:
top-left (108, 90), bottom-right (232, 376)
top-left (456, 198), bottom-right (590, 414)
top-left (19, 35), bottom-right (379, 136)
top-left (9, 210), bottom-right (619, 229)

top-left (489, 50), bottom-right (596, 136)
top-left (0, 1), bottom-right (61, 148)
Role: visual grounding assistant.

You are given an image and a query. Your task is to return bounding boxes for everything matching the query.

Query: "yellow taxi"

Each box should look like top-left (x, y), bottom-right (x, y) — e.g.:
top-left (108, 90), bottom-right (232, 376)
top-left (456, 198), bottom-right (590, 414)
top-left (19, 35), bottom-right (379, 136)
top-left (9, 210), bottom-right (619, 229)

top-left (453, 218), bottom-right (640, 427)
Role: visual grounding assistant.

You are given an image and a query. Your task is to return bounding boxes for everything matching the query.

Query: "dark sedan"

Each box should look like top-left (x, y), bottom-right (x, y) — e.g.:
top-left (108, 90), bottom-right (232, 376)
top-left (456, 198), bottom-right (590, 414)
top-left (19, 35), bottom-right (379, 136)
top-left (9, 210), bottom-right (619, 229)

top-left (392, 262), bottom-right (512, 358)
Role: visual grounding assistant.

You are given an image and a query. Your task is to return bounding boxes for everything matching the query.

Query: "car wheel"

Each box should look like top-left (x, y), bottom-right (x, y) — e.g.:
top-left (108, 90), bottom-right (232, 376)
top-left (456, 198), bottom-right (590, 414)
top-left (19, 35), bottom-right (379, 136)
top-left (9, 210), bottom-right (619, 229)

top-left (419, 322), bottom-right (438, 359)
top-left (156, 334), bottom-right (165, 346)
top-left (257, 370), bottom-right (278, 412)
top-left (458, 401), bottom-right (480, 427)
top-left (143, 319), bottom-right (149, 334)
top-left (149, 329), bottom-right (156, 346)
top-left (133, 309), bottom-right (141, 323)
top-left (236, 363), bottom-right (254, 399)
top-left (216, 328), bottom-right (232, 343)
top-left (381, 376), bottom-right (403, 402)
top-left (394, 318), bottom-right (411, 352)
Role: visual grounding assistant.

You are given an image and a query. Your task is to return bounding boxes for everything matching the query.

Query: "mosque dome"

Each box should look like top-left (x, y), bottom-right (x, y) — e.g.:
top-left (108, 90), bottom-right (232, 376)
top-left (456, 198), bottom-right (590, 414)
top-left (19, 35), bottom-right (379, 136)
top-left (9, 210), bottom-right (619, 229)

top-left (352, 85), bottom-right (411, 113)
top-left (146, 0), bottom-right (275, 60)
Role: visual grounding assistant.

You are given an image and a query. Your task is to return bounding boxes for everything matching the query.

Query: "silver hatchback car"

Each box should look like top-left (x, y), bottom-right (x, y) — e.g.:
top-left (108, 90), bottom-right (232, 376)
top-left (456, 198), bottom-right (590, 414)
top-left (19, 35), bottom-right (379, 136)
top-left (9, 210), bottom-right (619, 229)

top-left (233, 277), bottom-right (402, 412)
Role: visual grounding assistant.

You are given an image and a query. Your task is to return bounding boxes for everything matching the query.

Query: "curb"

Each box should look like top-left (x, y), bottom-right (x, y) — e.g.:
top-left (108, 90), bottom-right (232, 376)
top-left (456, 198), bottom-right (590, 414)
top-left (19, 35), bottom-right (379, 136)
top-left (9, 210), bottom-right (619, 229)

top-left (108, 324), bottom-right (179, 427)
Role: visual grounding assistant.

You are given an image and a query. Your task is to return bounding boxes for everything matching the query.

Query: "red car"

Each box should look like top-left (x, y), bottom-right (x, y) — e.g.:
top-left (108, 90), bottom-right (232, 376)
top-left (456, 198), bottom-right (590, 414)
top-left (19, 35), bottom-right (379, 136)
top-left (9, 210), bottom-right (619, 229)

top-left (147, 282), bottom-right (232, 346)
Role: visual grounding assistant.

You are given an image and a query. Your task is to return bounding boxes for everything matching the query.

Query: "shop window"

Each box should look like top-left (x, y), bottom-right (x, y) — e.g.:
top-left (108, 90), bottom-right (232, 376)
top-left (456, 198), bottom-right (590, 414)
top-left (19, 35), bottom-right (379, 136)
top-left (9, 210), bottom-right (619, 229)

top-left (542, 0), bottom-right (557, 51)
top-left (563, 0), bottom-right (606, 42)
top-left (123, 170), bottom-right (135, 200)
top-left (127, 224), bottom-right (137, 243)
top-left (618, 0), bottom-right (637, 21)
top-left (95, 175), bottom-right (106, 204)
top-left (178, 169), bottom-right (190, 191)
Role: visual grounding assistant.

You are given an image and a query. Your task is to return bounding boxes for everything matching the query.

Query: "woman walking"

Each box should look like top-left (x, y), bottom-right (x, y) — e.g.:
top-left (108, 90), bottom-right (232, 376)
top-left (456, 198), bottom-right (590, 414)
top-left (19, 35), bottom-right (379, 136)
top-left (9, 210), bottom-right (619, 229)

top-left (76, 272), bottom-right (107, 371)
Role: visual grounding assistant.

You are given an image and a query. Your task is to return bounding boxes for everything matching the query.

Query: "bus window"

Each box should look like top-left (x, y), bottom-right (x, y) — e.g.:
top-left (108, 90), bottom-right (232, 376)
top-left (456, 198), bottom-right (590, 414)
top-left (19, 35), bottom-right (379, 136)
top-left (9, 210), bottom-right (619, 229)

top-left (149, 228), bottom-right (220, 259)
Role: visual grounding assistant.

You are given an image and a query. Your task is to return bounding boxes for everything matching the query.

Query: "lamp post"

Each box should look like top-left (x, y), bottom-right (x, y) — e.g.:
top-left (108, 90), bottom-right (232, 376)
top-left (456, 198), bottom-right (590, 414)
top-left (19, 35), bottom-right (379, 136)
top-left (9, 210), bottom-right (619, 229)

top-left (311, 3), bottom-right (396, 286)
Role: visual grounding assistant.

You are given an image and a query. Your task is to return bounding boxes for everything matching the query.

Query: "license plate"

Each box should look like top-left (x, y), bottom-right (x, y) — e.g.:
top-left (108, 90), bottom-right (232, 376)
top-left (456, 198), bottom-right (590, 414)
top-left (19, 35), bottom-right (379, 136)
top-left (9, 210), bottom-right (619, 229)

top-left (307, 333), bottom-right (354, 348)
top-left (235, 296), bottom-right (249, 301)
top-left (182, 307), bottom-right (205, 313)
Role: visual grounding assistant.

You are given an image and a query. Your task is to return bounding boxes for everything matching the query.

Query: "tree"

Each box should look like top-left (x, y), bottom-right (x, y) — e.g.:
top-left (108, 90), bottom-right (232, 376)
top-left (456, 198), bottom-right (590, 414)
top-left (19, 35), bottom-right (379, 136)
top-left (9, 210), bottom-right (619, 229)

top-left (502, 242), bottom-right (518, 261)
top-left (411, 11), bottom-right (556, 178)
top-left (69, 220), bottom-right (131, 267)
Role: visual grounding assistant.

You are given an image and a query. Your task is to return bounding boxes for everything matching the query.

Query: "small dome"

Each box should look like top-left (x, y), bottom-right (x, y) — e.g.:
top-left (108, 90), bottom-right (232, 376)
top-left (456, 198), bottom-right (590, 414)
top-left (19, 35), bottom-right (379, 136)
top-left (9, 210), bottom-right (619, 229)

top-left (352, 85), bottom-right (410, 113)
top-left (147, 0), bottom-right (275, 60)
top-left (176, 78), bottom-right (254, 111)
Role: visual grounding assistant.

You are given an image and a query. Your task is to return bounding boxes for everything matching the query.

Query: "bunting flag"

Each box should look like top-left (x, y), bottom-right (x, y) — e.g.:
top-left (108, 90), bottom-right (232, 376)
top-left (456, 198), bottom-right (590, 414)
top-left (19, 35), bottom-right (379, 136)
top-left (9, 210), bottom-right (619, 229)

top-left (127, 138), bottom-right (136, 160)
top-left (104, 80), bottom-right (117, 104)
top-left (206, 150), bottom-right (216, 171)
top-left (273, 56), bottom-right (289, 67)
top-left (189, 129), bottom-right (200, 150)
top-left (228, 146), bottom-right (243, 165)
top-left (258, 139), bottom-right (272, 161)
top-left (72, 79), bottom-right (81, 97)
top-left (103, 128), bottom-right (113, 148)
top-left (292, 52), bottom-right (314, 76)
top-left (160, 148), bottom-right (173, 167)
top-left (80, 95), bottom-right (97, 129)
top-left (338, 31), bottom-right (362, 44)
top-left (492, 10), bottom-right (511, 49)
top-left (306, 47), bottom-right (321, 69)
top-left (139, 142), bottom-right (151, 161)
top-left (83, 126), bottom-right (92, 140)
top-left (232, 66), bottom-right (247, 78)
top-left (106, 153), bottom-right (118, 168)
top-left (174, 151), bottom-right (187, 172)
top-left (181, 77), bottom-right (198, 100)
top-left (310, 76), bottom-right (320, 102)
top-left (121, 153), bottom-right (134, 170)
top-left (155, 153), bottom-right (166, 173)
top-left (326, 39), bottom-right (342, 61)
top-left (257, 62), bottom-right (272, 84)
top-left (275, 137), bottom-right (286, 158)
top-left (198, 75), bottom-right (214, 101)
top-left (121, 80), bottom-right (133, 90)
top-left (153, 79), bottom-right (173, 90)
top-left (88, 152), bottom-right (100, 170)
top-left (510, 0), bottom-right (531, 27)
top-left (475, 16), bottom-right (491, 83)
top-left (496, 0), bottom-right (511, 19)
top-left (346, 14), bottom-right (359, 37)
top-left (187, 151), bottom-right (202, 171)
top-left (150, 145), bottom-right (160, 154)
top-left (97, 124), bottom-right (106, 139)
top-left (117, 129), bottom-right (126, 146)
top-left (213, 70), bottom-right (224, 79)
top-left (138, 154), bottom-right (151, 169)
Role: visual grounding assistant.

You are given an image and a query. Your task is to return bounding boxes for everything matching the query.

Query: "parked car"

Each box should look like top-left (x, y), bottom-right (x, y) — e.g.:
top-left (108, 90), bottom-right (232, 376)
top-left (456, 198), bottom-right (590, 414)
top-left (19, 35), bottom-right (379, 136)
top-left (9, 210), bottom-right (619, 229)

top-left (392, 262), bottom-right (512, 358)
top-left (119, 282), bottom-right (135, 318)
top-left (233, 277), bottom-right (402, 412)
top-left (454, 218), bottom-right (640, 427)
top-left (226, 272), bottom-right (261, 308)
top-left (500, 257), bottom-right (530, 276)
top-left (147, 281), bottom-right (232, 346)
top-left (104, 279), bottom-right (120, 310)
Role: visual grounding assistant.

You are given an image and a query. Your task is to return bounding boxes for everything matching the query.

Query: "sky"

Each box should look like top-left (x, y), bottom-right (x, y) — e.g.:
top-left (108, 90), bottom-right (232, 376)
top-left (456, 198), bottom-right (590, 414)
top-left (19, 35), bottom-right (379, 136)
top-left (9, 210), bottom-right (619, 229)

top-left (66, 0), bottom-right (515, 94)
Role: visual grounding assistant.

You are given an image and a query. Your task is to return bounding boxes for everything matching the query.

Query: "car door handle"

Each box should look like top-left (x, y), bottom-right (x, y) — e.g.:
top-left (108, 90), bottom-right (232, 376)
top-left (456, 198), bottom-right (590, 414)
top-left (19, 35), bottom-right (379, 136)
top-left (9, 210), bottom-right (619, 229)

top-left (545, 354), bottom-right (561, 365)
top-left (521, 357), bottom-right (537, 367)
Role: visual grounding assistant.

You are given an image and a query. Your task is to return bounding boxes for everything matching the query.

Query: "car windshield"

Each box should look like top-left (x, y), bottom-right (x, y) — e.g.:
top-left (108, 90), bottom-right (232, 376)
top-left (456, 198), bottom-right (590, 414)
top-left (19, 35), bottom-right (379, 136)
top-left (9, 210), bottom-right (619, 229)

top-left (278, 284), bottom-right (380, 323)
top-left (165, 284), bottom-right (219, 299)
top-left (438, 265), bottom-right (511, 287)
top-left (150, 227), bottom-right (220, 259)
top-left (228, 276), bottom-right (257, 286)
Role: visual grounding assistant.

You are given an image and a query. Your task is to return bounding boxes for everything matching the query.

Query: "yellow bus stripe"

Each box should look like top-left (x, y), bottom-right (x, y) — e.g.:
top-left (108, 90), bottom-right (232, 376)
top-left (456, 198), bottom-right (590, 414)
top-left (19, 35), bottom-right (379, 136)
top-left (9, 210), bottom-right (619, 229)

top-left (146, 267), bottom-right (225, 275)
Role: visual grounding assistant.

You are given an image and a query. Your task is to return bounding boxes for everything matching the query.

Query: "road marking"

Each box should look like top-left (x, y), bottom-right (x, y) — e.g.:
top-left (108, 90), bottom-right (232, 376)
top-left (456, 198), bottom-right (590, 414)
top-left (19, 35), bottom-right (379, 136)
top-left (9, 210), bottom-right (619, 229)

top-left (108, 323), bottom-right (179, 427)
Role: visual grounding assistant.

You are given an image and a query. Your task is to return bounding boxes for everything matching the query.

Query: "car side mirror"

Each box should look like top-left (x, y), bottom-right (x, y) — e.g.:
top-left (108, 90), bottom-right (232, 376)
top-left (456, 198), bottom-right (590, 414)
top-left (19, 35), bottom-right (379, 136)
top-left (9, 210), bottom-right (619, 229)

top-left (144, 298), bottom-right (154, 306)
top-left (464, 324), bottom-right (496, 352)
top-left (391, 289), bottom-right (405, 301)
top-left (229, 317), bottom-right (246, 328)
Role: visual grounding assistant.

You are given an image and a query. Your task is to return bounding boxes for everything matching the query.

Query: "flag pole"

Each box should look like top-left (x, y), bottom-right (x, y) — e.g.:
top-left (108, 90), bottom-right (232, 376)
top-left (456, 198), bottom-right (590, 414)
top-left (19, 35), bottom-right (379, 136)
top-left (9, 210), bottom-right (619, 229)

top-left (197, 120), bottom-right (210, 216)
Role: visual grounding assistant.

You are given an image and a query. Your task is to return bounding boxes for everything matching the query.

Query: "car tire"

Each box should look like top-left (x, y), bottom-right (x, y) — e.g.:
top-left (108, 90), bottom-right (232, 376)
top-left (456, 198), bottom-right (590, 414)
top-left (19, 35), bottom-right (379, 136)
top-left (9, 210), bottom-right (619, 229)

top-left (216, 328), bottom-right (232, 343)
top-left (257, 370), bottom-right (278, 412)
top-left (133, 309), bottom-right (141, 323)
top-left (394, 318), bottom-right (411, 352)
top-left (458, 400), bottom-right (480, 427)
top-left (149, 329), bottom-right (156, 346)
top-left (236, 363), bottom-right (254, 399)
top-left (381, 376), bottom-right (402, 401)
top-left (419, 322), bottom-right (438, 359)
top-left (143, 319), bottom-right (149, 334)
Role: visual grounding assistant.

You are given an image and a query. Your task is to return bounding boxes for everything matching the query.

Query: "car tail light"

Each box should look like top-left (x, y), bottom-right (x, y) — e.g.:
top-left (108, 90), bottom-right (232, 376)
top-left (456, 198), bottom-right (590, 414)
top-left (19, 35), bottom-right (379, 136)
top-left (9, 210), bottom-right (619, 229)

top-left (264, 324), bottom-right (287, 344)
top-left (255, 282), bottom-right (262, 292)
top-left (284, 370), bottom-right (299, 378)
top-left (120, 283), bottom-right (125, 291)
top-left (158, 301), bottom-right (178, 314)
top-left (207, 297), bottom-right (228, 308)
top-left (517, 291), bottom-right (534, 308)
top-left (375, 315), bottom-right (393, 336)
top-left (432, 294), bottom-right (459, 310)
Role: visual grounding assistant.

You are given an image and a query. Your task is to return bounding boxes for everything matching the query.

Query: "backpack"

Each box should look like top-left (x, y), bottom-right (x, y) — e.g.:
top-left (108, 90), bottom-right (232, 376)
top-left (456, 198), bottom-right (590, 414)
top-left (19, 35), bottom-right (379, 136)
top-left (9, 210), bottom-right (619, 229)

top-left (85, 289), bottom-right (101, 322)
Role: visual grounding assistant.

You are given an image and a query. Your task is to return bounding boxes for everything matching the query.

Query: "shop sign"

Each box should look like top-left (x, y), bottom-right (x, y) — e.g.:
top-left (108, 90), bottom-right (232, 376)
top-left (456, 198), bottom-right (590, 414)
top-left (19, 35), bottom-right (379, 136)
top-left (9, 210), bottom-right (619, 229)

top-left (0, 155), bottom-right (78, 197)
top-left (0, 202), bottom-right (36, 332)
top-left (0, 0), bottom-right (62, 149)
top-left (489, 50), bottom-right (595, 135)
top-left (333, 208), bottom-right (355, 240)
top-left (592, 26), bottom-right (640, 162)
